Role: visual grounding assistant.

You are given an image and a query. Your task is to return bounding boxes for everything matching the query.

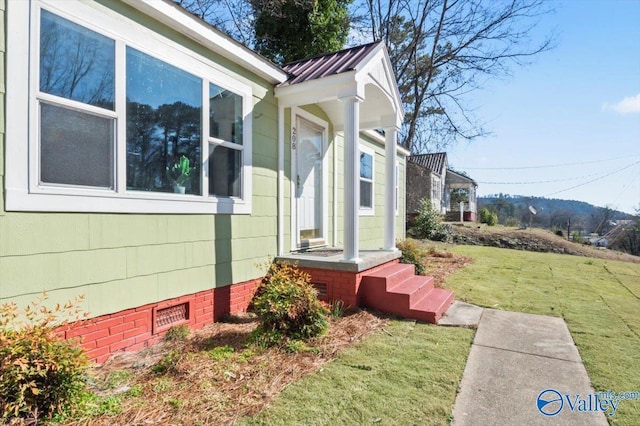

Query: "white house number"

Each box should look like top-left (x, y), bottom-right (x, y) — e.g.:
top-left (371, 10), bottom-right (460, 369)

top-left (291, 127), bottom-right (297, 150)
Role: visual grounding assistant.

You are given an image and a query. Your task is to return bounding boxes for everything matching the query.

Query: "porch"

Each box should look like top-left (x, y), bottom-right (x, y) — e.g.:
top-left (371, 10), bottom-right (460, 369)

top-left (276, 249), bottom-right (454, 323)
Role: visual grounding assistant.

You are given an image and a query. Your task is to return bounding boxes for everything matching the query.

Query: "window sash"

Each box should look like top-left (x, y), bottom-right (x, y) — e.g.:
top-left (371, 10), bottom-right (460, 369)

top-left (9, 1), bottom-right (254, 214)
top-left (359, 147), bottom-right (374, 212)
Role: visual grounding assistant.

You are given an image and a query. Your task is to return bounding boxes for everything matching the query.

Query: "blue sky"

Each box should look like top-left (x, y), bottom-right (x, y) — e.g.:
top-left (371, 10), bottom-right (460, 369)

top-left (447, 0), bottom-right (640, 214)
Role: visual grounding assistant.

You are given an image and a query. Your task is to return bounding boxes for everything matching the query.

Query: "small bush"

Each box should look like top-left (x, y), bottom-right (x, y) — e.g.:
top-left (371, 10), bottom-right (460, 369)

top-left (329, 300), bottom-right (348, 319)
top-left (505, 217), bottom-right (519, 227)
top-left (164, 324), bottom-right (190, 342)
top-left (555, 229), bottom-right (564, 237)
top-left (208, 345), bottom-right (234, 361)
top-left (479, 208), bottom-right (498, 226)
top-left (249, 262), bottom-right (329, 348)
top-left (151, 349), bottom-right (184, 375)
top-left (0, 294), bottom-right (90, 423)
top-left (396, 239), bottom-right (428, 275)
top-left (413, 199), bottom-right (451, 242)
top-left (572, 231), bottom-right (585, 244)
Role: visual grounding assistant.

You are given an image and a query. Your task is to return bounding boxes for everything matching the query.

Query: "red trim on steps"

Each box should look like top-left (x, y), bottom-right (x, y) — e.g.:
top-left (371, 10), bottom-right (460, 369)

top-left (360, 263), bottom-right (454, 323)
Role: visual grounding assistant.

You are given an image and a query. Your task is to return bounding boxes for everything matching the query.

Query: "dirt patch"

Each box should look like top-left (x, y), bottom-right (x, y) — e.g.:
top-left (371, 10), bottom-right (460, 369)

top-left (450, 224), bottom-right (640, 263)
top-left (66, 310), bottom-right (388, 425)
top-left (421, 247), bottom-right (474, 288)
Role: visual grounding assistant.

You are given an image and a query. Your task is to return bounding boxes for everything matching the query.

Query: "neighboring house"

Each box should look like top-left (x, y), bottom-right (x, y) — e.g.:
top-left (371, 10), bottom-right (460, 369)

top-left (406, 153), bottom-right (448, 214)
top-left (406, 153), bottom-right (477, 222)
top-left (1, 0), bottom-right (453, 362)
top-left (444, 169), bottom-right (478, 222)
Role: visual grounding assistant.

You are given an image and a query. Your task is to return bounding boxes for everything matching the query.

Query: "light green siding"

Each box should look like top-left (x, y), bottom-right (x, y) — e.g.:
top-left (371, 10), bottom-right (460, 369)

top-left (1, 0), bottom-right (407, 320)
top-left (0, 0), bottom-right (279, 318)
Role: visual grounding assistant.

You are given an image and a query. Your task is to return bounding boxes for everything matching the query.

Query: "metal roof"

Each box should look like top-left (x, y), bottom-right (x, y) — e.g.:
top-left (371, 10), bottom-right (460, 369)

top-left (446, 168), bottom-right (478, 187)
top-left (408, 153), bottom-right (448, 175)
top-left (279, 41), bottom-right (383, 86)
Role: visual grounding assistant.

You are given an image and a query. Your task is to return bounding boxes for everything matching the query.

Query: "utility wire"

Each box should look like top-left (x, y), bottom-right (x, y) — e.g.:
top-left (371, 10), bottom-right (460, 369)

top-left (478, 173), bottom-right (598, 185)
top-left (545, 161), bottom-right (640, 197)
top-left (475, 161), bottom-right (640, 185)
top-left (459, 155), bottom-right (638, 170)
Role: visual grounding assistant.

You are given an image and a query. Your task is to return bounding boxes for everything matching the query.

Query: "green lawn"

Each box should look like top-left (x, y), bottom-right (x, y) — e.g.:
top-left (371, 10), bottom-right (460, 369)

top-left (446, 245), bottom-right (640, 425)
top-left (242, 246), bottom-right (640, 425)
top-left (242, 321), bottom-right (474, 426)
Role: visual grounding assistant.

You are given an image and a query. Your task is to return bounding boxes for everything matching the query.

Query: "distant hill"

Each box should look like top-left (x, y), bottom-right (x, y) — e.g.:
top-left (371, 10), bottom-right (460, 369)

top-left (477, 194), bottom-right (635, 235)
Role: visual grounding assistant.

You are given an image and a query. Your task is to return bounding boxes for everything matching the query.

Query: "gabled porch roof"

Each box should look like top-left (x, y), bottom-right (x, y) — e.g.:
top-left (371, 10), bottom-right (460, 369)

top-left (274, 42), bottom-right (404, 263)
top-left (276, 41), bottom-right (404, 131)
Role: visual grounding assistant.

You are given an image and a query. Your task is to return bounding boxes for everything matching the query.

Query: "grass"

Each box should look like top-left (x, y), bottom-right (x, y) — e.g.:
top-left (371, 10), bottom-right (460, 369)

top-left (242, 321), bottom-right (474, 426)
top-left (445, 245), bottom-right (640, 425)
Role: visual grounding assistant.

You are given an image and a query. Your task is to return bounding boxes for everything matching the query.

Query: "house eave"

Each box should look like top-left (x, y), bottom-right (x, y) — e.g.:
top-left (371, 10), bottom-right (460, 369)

top-left (121, 0), bottom-right (288, 84)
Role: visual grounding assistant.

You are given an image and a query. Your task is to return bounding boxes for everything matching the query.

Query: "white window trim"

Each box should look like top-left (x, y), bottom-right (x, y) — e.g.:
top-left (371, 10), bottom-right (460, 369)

top-left (395, 161), bottom-right (400, 217)
top-left (290, 108), bottom-right (329, 249)
top-left (359, 145), bottom-right (375, 216)
top-left (6, 0), bottom-right (253, 214)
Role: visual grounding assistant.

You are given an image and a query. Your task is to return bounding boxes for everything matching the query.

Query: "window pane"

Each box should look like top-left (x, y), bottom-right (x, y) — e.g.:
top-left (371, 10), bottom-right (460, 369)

top-left (40, 10), bottom-right (115, 110)
top-left (126, 48), bottom-right (202, 195)
top-left (360, 152), bottom-right (373, 179)
top-left (40, 103), bottom-right (114, 188)
top-left (210, 83), bottom-right (243, 144)
top-left (360, 181), bottom-right (372, 208)
top-left (209, 145), bottom-right (241, 197)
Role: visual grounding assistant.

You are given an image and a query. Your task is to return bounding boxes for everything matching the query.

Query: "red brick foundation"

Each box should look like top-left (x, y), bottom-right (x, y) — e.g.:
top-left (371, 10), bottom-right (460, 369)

top-left (297, 259), bottom-right (399, 309)
top-left (59, 259), bottom-right (400, 364)
top-left (60, 278), bottom-right (261, 363)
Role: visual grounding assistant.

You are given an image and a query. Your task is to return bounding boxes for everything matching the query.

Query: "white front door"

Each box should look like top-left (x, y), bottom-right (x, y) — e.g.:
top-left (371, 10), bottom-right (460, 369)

top-left (294, 116), bottom-right (325, 247)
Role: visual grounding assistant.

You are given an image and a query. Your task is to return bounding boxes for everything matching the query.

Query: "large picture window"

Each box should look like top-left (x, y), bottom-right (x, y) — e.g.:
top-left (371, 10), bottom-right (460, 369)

top-left (7, 2), bottom-right (253, 213)
top-left (126, 48), bottom-right (202, 195)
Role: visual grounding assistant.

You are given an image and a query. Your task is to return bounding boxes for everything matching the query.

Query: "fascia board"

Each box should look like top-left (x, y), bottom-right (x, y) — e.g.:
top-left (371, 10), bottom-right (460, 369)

top-left (275, 71), bottom-right (358, 106)
top-left (121, 0), bottom-right (288, 84)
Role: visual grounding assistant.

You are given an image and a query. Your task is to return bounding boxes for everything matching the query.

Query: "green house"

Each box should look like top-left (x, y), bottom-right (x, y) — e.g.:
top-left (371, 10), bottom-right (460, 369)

top-left (1, 0), bottom-right (455, 363)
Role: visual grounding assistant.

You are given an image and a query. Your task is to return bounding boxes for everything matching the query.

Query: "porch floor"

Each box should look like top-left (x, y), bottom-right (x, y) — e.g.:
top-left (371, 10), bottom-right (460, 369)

top-left (276, 248), bottom-right (401, 273)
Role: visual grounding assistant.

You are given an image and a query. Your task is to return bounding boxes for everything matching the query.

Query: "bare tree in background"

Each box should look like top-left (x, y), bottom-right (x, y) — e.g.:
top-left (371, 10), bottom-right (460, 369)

top-left (175, 0), bottom-right (256, 46)
top-left (176, 0), bottom-right (555, 154)
top-left (352, 0), bottom-right (555, 153)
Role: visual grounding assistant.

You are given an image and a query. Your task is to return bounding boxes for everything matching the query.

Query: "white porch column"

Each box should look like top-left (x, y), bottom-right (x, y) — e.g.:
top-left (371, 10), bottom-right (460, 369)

top-left (342, 97), bottom-right (362, 262)
top-left (384, 127), bottom-right (398, 251)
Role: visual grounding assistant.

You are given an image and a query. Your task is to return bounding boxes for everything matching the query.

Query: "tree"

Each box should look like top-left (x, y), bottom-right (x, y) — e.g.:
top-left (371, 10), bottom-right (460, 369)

top-left (617, 209), bottom-right (640, 256)
top-left (175, 0), bottom-right (256, 46)
top-left (251, 0), bottom-right (352, 64)
top-left (176, 0), bottom-right (554, 153)
top-left (352, 0), bottom-right (554, 152)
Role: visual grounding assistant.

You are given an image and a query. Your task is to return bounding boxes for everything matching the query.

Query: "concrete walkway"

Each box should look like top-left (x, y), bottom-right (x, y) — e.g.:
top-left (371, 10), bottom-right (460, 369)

top-left (450, 308), bottom-right (608, 425)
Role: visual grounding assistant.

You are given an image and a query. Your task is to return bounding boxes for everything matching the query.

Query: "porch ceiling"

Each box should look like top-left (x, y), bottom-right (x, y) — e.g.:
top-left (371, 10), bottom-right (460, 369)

top-left (275, 42), bottom-right (404, 131)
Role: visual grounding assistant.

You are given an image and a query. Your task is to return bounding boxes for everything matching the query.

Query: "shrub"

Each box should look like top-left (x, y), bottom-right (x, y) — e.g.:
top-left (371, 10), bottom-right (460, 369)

top-left (479, 208), bottom-right (498, 226)
top-left (505, 217), bottom-right (519, 227)
top-left (413, 199), bottom-right (451, 242)
top-left (396, 239), bottom-right (428, 275)
top-left (0, 294), bottom-right (90, 423)
top-left (249, 262), bottom-right (329, 348)
top-left (329, 300), bottom-right (348, 319)
top-left (164, 324), bottom-right (190, 342)
top-left (555, 229), bottom-right (564, 237)
top-left (572, 231), bottom-right (585, 244)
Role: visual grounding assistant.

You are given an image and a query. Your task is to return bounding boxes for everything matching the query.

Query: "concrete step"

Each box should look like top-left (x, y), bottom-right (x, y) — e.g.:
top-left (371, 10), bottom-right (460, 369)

top-left (363, 263), bottom-right (416, 290)
top-left (409, 288), bottom-right (455, 323)
top-left (388, 275), bottom-right (435, 306)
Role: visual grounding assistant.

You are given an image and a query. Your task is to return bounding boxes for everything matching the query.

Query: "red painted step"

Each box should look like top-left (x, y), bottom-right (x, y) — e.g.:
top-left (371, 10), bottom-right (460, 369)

top-left (360, 263), bottom-right (454, 324)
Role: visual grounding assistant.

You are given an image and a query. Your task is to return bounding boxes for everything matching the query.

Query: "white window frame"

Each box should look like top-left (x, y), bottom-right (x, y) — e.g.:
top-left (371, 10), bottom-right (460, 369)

top-left (6, 0), bottom-right (253, 214)
top-left (395, 161), bottom-right (400, 216)
top-left (359, 145), bottom-right (375, 216)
